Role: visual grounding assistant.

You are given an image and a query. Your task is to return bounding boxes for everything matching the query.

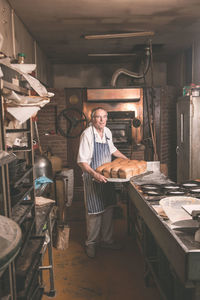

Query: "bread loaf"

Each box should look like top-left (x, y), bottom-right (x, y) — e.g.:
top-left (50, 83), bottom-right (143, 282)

top-left (113, 158), bottom-right (126, 164)
top-left (103, 165), bottom-right (114, 178)
top-left (137, 161), bottom-right (147, 173)
top-left (118, 160), bottom-right (146, 179)
top-left (96, 159), bottom-right (147, 179)
top-left (118, 166), bottom-right (133, 179)
top-left (111, 159), bottom-right (129, 178)
top-left (96, 162), bottom-right (112, 174)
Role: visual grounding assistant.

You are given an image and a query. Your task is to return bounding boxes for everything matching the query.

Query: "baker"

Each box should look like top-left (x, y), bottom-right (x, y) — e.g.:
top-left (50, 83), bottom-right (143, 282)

top-left (77, 107), bottom-right (128, 258)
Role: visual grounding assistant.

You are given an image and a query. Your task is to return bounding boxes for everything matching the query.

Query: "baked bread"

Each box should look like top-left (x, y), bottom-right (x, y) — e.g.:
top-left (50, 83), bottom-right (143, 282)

top-left (96, 159), bottom-right (147, 179)
top-left (102, 159), bottom-right (128, 177)
top-left (96, 162), bottom-right (112, 174)
top-left (112, 158), bottom-right (126, 164)
top-left (137, 161), bottom-right (147, 173)
top-left (111, 159), bottom-right (130, 178)
top-left (118, 160), bottom-right (146, 179)
top-left (102, 165), bottom-right (114, 178)
top-left (118, 166), bottom-right (133, 179)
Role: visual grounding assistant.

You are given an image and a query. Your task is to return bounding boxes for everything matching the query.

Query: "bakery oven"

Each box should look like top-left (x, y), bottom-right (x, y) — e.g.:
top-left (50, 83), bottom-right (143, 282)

top-left (107, 111), bottom-right (135, 158)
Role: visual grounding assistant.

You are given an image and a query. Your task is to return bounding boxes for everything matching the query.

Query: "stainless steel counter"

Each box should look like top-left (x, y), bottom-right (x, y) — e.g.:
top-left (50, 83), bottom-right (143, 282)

top-left (127, 181), bottom-right (200, 299)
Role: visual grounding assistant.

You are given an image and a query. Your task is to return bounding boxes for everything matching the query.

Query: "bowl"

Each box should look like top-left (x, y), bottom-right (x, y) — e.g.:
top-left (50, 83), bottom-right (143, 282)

top-left (159, 196), bottom-right (200, 223)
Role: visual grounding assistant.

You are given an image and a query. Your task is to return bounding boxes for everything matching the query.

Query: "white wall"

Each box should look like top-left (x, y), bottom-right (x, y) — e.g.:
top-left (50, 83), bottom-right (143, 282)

top-left (0, 0), bottom-right (52, 86)
top-left (0, 0), bottom-right (13, 57)
top-left (14, 14), bottom-right (35, 63)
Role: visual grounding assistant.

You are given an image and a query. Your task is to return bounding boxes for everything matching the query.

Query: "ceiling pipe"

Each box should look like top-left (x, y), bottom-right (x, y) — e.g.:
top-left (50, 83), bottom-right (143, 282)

top-left (111, 47), bottom-right (151, 87)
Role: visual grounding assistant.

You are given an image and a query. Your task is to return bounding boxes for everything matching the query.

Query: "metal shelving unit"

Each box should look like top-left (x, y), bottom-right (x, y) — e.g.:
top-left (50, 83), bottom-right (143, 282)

top-left (0, 65), bottom-right (55, 300)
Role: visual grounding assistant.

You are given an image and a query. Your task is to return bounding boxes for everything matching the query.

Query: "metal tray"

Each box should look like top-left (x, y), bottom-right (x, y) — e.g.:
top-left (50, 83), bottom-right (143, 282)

top-left (106, 178), bottom-right (130, 182)
top-left (106, 171), bottom-right (153, 183)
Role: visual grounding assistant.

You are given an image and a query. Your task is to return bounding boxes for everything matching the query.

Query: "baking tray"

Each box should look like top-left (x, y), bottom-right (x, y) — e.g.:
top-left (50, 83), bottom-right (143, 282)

top-left (106, 171), bottom-right (153, 183)
top-left (106, 178), bottom-right (130, 182)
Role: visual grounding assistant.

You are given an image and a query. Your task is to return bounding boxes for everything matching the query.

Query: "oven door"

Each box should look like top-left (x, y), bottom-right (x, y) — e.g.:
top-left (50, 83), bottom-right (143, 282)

top-left (106, 121), bottom-right (132, 144)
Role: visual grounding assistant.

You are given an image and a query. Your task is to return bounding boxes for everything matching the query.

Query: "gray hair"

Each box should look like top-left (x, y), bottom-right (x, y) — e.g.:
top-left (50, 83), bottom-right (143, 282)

top-left (91, 107), bottom-right (107, 119)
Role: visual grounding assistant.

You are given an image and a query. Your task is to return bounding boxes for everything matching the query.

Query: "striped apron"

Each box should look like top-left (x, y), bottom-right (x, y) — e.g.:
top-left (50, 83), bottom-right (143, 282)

top-left (83, 127), bottom-right (116, 214)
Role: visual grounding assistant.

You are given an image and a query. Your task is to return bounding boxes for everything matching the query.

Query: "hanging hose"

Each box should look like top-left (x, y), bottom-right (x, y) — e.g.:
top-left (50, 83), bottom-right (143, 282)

top-left (143, 41), bottom-right (159, 161)
top-left (111, 47), bottom-right (151, 87)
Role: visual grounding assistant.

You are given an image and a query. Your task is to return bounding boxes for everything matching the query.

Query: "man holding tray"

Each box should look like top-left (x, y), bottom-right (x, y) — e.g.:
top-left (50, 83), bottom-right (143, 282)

top-left (77, 107), bottom-right (127, 258)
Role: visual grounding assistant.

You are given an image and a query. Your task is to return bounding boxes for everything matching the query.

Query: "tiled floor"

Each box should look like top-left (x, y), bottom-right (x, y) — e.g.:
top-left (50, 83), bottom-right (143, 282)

top-left (42, 198), bottom-right (161, 300)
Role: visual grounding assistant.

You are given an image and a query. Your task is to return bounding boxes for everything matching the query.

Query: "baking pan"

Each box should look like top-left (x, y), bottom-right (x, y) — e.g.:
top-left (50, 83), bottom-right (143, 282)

top-left (166, 189), bottom-right (186, 196)
top-left (181, 182), bottom-right (200, 188)
top-left (145, 190), bottom-right (163, 196)
top-left (162, 184), bottom-right (181, 190)
top-left (189, 187), bottom-right (200, 194)
top-left (106, 171), bottom-right (153, 183)
top-left (106, 178), bottom-right (129, 182)
top-left (140, 183), bottom-right (161, 190)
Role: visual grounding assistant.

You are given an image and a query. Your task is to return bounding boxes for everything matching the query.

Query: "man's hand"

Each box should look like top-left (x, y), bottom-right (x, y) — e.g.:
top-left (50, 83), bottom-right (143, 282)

top-left (93, 172), bottom-right (107, 183)
top-left (78, 162), bottom-right (108, 183)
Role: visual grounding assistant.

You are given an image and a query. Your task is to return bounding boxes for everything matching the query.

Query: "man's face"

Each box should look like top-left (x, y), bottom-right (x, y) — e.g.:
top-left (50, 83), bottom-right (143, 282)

top-left (92, 109), bottom-right (108, 131)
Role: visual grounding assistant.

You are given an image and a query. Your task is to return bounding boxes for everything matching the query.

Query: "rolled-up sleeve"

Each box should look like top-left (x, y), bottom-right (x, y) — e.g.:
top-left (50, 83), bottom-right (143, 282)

top-left (77, 131), bottom-right (93, 164)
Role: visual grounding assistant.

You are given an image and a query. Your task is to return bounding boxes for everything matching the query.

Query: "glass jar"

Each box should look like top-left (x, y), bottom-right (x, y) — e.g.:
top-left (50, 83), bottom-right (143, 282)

top-left (17, 52), bottom-right (25, 64)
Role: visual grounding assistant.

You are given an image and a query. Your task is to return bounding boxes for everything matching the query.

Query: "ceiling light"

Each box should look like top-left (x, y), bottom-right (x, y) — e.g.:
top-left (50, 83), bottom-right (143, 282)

top-left (84, 31), bottom-right (154, 39)
top-left (88, 53), bottom-right (136, 57)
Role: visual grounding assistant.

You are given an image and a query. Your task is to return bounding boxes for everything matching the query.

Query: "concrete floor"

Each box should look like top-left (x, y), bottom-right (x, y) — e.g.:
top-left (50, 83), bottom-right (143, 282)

top-left (42, 197), bottom-right (161, 300)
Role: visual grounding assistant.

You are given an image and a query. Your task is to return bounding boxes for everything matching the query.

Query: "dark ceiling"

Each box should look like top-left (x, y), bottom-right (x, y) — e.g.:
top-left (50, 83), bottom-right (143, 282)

top-left (8, 0), bottom-right (200, 64)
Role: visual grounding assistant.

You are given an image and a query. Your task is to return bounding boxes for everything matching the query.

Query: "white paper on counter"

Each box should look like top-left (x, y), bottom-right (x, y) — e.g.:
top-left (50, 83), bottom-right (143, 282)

top-left (182, 205), bottom-right (200, 215)
top-left (7, 106), bottom-right (40, 124)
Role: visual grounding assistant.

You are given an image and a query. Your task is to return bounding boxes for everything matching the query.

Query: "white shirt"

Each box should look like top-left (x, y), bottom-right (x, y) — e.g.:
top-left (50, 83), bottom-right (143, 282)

top-left (77, 125), bottom-right (117, 165)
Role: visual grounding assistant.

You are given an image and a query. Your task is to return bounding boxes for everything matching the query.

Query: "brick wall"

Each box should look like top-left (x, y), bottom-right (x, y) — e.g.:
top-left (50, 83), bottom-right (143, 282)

top-left (160, 86), bottom-right (178, 181)
top-left (37, 89), bottom-right (68, 167)
top-left (143, 86), bottom-right (178, 181)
